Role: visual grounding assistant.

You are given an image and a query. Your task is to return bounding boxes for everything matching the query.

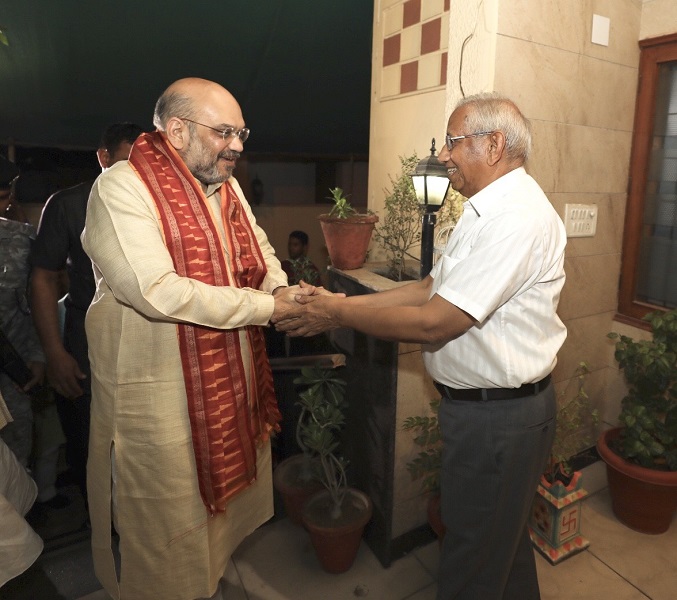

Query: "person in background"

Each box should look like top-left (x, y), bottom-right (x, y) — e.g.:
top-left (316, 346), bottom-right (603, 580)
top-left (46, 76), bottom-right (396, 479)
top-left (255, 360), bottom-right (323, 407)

top-left (275, 93), bottom-right (567, 600)
top-left (0, 162), bottom-right (45, 571)
top-left (81, 78), bottom-right (313, 600)
top-left (0, 435), bottom-right (43, 589)
top-left (0, 160), bottom-right (29, 223)
top-left (30, 123), bottom-right (144, 505)
top-left (0, 157), bottom-right (45, 469)
top-left (270, 230), bottom-right (325, 358)
top-left (281, 230), bottom-right (322, 286)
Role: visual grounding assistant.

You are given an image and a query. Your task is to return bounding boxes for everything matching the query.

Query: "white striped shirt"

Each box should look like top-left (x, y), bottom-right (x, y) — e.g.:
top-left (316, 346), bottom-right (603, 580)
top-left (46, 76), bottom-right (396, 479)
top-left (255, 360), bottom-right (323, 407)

top-left (422, 167), bottom-right (567, 389)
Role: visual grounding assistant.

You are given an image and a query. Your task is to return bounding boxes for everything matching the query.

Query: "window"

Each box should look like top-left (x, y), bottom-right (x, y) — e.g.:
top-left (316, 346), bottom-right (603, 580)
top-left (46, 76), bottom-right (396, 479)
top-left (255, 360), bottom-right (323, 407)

top-left (619, 33), bottom-right (677, 325)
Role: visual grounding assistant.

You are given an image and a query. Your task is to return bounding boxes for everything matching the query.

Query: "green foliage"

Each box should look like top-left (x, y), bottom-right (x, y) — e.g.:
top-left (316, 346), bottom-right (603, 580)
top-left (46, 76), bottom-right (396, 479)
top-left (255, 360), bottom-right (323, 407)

top-left (374, 153), bottom-right (466, 281)
top-left (402, 398), bottom-right (441, 494)
top-left (608, 308), bottom-right (677, 471)
top-left (374, 153), bottom-right (424, 281)
top-left (547, 362), bottom-right (599, 480)
top-left (326, 187), bottom-right (357, 219)
top-left (294, 366), bottom-right (349, 519)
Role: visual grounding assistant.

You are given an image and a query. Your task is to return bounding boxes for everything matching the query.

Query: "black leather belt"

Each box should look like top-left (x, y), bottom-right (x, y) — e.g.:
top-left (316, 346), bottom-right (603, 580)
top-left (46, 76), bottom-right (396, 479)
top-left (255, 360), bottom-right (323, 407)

top-left (434, 375), bottom-right (551, 402)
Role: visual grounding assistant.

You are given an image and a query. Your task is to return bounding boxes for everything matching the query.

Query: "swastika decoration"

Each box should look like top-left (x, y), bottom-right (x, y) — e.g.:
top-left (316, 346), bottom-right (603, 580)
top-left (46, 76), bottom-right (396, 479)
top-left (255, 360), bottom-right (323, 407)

top-left (529, 473), bottom-right (590, 564)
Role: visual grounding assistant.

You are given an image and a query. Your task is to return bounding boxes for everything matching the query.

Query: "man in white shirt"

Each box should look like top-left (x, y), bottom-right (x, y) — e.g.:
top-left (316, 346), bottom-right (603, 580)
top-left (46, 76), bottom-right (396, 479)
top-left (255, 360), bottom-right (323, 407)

top-left (275, 92), bottom-right (567, 600)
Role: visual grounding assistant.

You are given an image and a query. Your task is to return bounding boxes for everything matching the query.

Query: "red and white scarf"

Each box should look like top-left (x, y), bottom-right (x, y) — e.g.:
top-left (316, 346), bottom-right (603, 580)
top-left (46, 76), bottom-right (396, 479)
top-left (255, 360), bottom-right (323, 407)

top-left (129, 131), bottom-right (280, 514)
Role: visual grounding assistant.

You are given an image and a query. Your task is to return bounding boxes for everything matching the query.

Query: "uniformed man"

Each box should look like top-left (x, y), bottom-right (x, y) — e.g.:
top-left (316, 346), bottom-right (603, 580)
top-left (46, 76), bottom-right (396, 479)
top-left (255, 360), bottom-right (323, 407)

top-left (0, 156), bottom-right (45, 467)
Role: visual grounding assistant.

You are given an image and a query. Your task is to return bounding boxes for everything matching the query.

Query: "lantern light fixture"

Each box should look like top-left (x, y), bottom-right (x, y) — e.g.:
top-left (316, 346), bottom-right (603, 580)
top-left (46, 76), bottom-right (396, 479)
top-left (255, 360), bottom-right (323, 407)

top-left (411, 139), bottom-right (450, 278)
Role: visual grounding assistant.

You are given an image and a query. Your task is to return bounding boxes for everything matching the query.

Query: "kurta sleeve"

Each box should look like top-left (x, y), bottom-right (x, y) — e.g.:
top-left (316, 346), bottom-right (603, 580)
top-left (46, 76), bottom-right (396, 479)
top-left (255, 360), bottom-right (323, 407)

top-left (81, 164), bottom-right (277, 329)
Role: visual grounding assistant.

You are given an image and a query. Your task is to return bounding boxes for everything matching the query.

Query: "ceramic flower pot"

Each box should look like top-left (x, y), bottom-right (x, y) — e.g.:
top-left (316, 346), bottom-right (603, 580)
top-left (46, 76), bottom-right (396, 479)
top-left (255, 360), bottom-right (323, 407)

top-left (301, 488), bottom-right (372, 574)
top-left (318, 214), bottom-right (378, 270)
top-left (597, 427), bottom-right (677, 534)
top-left (426, 493), bottom-right (445, 541)
top-left (273, 454), bottom-right (323, 526)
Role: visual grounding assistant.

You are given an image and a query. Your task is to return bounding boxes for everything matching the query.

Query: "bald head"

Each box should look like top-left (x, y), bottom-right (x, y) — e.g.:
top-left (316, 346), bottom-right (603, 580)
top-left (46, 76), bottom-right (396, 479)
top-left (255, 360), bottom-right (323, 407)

top-left (153, 78), bottom-right (240, 131)
top-left (153, 78), bottom-right (247, 186)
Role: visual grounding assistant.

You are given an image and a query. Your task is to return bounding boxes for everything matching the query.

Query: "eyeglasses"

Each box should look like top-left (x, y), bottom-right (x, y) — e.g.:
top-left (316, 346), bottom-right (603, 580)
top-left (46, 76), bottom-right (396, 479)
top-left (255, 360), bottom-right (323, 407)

top-left (181, 118), bottom-right (250, 143)
top-left (445, 131), bottom-right (494, 151)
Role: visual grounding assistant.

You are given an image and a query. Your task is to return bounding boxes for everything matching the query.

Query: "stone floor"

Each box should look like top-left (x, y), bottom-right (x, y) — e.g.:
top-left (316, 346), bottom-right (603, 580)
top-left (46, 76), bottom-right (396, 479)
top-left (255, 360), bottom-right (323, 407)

top-left (4, 464), bottom-right (677, 600)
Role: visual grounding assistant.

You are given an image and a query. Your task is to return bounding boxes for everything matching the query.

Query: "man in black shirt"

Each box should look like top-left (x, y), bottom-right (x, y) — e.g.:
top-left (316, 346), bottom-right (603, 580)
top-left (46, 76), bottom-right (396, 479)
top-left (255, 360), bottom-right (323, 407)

top-left (30, 123), bottom-right (143, 502)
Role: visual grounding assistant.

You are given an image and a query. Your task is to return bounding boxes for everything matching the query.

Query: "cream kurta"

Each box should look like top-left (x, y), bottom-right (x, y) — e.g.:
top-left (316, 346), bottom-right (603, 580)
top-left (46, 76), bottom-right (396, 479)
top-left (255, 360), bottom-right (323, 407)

top-left (82, 162), bottom-right (287, 600)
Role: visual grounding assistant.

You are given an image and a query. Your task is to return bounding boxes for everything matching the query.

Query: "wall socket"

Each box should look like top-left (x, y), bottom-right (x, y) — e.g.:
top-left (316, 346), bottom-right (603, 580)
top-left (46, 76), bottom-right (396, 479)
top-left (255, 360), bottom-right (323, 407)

top-left (564, 204), bottom-right (597, 238)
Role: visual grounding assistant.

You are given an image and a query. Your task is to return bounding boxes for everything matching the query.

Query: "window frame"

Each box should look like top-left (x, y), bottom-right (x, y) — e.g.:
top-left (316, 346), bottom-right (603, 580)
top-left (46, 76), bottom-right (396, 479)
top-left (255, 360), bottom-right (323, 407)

top-left (617, 33), bottom-right (677, 328)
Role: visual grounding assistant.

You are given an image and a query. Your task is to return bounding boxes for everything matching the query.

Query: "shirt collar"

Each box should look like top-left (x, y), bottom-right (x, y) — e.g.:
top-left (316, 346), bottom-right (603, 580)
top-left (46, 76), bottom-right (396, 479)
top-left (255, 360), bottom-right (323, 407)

top-left (463, 166), bottom-right (526, 218)
top-left (204, 181), bottom-right (223, 197)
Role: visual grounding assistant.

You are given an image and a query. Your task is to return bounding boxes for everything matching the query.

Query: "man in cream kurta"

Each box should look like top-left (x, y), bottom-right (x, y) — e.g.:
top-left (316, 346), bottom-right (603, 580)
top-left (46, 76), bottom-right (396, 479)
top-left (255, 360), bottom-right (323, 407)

top-left (82, 79), bottom-right (309, 600)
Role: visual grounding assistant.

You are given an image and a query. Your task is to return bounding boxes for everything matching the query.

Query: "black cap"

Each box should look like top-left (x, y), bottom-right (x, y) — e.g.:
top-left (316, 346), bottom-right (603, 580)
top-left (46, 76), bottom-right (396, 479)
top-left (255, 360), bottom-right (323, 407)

top-left (0, 155), bottom-right (20, 189)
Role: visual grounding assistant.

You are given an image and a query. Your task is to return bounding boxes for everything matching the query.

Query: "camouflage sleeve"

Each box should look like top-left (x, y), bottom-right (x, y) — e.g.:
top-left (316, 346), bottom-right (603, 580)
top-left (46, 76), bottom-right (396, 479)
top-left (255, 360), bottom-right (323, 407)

top-left (0, 219), bottom-right (45, 365)
top-left (4, 311), bottom-right (45, 365)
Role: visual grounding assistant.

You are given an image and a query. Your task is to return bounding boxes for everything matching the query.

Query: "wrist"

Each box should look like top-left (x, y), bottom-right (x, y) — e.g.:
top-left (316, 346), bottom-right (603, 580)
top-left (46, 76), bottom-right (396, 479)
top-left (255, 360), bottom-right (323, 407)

top-left (44, 344), bottom-right (68, 360)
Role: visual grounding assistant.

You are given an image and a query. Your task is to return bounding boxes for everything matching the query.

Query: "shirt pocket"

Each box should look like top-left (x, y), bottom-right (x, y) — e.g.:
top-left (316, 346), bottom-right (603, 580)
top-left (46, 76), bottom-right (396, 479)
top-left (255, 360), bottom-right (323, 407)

top-left (438, 255), bottom-right (462, 280)
top-left (431, 255), bottom-right (462, 295)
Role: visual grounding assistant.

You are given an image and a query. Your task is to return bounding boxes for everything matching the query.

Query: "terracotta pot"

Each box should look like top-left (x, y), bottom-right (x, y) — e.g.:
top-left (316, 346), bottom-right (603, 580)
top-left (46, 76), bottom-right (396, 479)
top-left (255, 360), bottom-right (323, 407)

top-left (597, 427), bottom-right (677, 534)
top-left (301, 488), bottom-right (372, 574)
top-left (318, 214), bottom-right (379, 270)
top-left (273, 454), bottom-right (323, 526)
top-left (426, 493), bottom-right (446, 540)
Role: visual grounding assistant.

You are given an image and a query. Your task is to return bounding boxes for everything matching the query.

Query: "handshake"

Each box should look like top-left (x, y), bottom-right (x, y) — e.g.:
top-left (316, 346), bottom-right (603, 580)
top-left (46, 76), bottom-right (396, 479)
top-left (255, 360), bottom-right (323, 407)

top-left (270, 281), bottom-right (346, 337)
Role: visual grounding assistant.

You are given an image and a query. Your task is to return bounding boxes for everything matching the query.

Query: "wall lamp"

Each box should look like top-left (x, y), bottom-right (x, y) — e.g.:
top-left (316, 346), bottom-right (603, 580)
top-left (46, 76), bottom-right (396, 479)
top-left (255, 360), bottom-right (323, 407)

top-left (411, 138), bottom-right (450, 278)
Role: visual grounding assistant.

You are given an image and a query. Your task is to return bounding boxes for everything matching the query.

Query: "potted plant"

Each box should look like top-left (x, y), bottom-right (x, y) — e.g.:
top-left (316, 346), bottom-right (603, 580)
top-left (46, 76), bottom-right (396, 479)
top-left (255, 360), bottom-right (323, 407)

top-left (542, 362), bottom-right (599, 488)
top-left (297, 365), bottom-right (373, 574)
top-left (374, 153), bottom-right (465, 281)
top-left (318, 187), bottom-right (378, 270)
top-left (373, 153), bottom-right (423, 281)
top-left (272, 408), bottom-right (323, 526)
top-left (402, 398), bottom-right (444, 539)
top-left (272, 355), bottom-right (345, 525)
top-left (529, 362), bottom-right (598, 564)
top-left (597, 308), bottom-right (677, 534)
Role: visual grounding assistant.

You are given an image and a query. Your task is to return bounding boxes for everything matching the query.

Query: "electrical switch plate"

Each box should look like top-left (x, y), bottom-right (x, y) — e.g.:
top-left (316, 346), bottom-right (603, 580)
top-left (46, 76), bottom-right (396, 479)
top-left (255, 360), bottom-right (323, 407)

top-left (592, 14), bottom-right (610, 46)
top-left (564, 204), bottom-right (597, 238)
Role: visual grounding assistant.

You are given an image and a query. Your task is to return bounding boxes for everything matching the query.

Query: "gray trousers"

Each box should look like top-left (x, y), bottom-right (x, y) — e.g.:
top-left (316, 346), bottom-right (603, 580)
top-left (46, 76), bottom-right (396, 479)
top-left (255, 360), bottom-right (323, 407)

top-left (436, 383), bottom-right (556, 600)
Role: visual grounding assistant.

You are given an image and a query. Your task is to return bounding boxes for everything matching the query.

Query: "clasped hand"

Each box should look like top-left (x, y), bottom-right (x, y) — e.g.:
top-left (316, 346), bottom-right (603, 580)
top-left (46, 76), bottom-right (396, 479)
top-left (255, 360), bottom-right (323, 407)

top-left (271, 280), bottom-right (345, 337)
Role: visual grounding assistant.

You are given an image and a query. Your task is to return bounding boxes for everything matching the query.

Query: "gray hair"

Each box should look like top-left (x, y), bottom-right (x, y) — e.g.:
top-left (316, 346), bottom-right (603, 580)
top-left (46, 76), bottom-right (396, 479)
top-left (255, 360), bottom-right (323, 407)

top-left (152, 90), bottom-right (197, 132)
top-left (456, 92), bottom-right (532, 162)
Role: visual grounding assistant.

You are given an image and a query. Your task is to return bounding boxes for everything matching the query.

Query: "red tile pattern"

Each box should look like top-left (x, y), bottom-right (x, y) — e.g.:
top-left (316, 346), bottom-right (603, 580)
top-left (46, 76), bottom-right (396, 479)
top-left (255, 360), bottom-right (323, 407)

top-left (403, 0), bottom-right (421, 28)
top-left (383, 34), bottom-right (401, 67)
top-left (400, 61), bottom-right (419, 94)
top-left (381, 0), bottom-right (449, 98)
top-left (421, 17), bottom-right (441, 55)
